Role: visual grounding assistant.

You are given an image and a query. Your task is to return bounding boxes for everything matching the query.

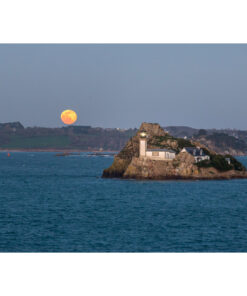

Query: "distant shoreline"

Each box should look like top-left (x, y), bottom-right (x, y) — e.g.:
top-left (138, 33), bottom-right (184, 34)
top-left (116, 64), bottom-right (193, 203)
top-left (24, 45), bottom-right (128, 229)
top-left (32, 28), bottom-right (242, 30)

top-left (0, 149), bottom-right (119, 153)
top-left (0, 148), bottom-right (246, 156)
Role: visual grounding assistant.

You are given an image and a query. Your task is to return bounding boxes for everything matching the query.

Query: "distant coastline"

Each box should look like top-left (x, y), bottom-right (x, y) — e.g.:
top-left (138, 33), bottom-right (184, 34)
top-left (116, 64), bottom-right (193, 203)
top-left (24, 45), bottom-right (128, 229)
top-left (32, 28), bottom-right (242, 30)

top-left (0, 149), bottom-right (245, 156)
top-left (1, 121), bottom-right (247, 156)
top-left (0, 149), bottom-right (119, 153)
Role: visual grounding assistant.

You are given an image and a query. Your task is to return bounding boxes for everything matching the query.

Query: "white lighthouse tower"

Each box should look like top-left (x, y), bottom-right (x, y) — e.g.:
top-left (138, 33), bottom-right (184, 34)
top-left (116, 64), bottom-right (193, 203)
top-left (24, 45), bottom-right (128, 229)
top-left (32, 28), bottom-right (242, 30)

top-left (139, 132), bottom-right (147, 157)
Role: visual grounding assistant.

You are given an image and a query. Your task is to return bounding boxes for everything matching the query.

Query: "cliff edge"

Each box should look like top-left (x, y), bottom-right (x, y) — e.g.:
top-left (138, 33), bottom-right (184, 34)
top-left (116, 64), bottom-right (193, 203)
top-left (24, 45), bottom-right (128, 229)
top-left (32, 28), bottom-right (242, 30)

top-left (102, 122), bottom-right (247, 180)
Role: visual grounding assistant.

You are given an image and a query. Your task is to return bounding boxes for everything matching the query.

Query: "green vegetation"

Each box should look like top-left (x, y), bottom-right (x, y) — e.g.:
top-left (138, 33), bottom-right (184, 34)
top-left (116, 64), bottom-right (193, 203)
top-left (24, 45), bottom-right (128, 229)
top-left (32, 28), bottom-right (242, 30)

top-left (1, 135), bottom-right (71, 149)
top-left (150, 135), bottom-right (175, 149)
top-left (0, 123), bottom-right (137, 151)
top-left (151, 135), bottom-right (196, 153)
top-left (197, 154), bottom-right (246, 172)
top-left (176, 138), bottom-right (195, 149)
top-left (224, 154), bottom-right (246, 171)
top-left (152, 135), bottom-right (174, 144)
top-left (197, 155), bottom-right (231, 171)
top-left (201, 147), bottom-right (211, 156)
top-left (153, 135), bottom-right (194, 147)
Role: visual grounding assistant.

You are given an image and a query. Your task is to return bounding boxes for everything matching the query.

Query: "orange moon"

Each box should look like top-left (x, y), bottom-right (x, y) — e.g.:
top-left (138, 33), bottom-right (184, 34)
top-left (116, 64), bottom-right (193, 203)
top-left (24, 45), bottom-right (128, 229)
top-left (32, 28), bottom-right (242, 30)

top-left (61, 109), bottom-right (77, 125)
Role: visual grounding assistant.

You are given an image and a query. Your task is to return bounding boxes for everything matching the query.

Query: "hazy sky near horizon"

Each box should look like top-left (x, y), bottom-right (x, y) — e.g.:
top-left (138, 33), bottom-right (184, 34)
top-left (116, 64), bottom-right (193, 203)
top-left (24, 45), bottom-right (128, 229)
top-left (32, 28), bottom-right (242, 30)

top-left (0, 44), bottom-right (247, 129)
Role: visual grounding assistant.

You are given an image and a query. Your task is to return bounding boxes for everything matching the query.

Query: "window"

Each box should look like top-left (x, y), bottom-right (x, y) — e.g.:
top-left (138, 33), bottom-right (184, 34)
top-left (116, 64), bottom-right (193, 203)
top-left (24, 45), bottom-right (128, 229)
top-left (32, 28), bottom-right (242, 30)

top-left (152, 151), bottom-right (159, 156)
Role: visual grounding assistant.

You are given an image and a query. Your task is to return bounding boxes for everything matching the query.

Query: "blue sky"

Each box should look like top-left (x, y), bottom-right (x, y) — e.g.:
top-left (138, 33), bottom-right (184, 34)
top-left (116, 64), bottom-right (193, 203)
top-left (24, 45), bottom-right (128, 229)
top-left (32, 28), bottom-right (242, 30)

top-left (0, 44), bottom-right (246, 129)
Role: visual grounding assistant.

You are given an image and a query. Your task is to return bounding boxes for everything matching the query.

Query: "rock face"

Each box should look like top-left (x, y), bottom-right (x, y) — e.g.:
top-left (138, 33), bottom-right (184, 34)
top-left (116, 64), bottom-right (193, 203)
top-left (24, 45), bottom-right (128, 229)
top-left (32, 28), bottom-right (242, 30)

top-left (102, 122), bottom-right (247, 180)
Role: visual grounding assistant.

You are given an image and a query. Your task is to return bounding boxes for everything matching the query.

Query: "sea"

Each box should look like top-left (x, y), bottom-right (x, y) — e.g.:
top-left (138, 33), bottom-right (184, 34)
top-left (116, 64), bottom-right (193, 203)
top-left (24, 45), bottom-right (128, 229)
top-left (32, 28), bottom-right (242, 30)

top-left (0, 152), bottom-right (247, 252)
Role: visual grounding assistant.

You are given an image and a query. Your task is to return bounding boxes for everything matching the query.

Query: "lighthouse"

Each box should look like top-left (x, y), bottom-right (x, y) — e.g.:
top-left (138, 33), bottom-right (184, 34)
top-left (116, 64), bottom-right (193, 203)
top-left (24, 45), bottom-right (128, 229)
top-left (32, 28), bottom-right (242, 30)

top-left (139, 131), bottom-right (176, 160)
top-left (139, 132), bottom-right (147, 157)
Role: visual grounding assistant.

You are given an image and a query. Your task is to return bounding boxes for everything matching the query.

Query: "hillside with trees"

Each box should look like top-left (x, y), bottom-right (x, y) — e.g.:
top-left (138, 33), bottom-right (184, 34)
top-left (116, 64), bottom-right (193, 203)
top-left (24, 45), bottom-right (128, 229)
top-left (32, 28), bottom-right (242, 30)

top-left (0, 122), bottom-right (137, 151)
top-left (1, 122), bottom-right (247, 155)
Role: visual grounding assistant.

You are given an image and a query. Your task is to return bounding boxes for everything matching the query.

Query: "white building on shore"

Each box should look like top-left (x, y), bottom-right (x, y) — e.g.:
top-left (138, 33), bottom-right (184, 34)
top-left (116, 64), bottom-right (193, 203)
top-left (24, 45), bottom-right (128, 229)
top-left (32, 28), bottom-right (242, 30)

top-left (139, 132), bottom-right (176, 160)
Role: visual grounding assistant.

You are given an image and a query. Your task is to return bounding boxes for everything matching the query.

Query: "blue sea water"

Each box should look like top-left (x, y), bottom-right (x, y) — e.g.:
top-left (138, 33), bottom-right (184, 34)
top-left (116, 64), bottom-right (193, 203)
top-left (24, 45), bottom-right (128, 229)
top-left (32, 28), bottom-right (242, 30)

top-left (0, 152), bottom-right (247, 252)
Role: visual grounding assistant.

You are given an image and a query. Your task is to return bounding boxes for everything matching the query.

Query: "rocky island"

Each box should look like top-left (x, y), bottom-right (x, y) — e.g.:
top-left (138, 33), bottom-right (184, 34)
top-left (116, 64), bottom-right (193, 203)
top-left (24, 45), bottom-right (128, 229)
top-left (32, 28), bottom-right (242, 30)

top-left (102, 122), bottom-right (247, 180)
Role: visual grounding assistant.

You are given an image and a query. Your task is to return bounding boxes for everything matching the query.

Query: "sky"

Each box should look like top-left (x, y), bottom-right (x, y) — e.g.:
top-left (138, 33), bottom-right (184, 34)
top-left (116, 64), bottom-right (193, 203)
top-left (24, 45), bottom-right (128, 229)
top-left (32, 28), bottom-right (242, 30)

top-left (0, 44), bottom-right (247, 129)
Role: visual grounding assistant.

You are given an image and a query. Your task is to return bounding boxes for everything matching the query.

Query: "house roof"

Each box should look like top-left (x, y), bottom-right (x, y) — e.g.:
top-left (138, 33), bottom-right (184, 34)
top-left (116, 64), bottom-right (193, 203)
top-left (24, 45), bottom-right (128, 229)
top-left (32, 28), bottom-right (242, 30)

top-left (147, 148), bottom-right (176, 153)
top-left (183, 147), bottom-right (206, 156)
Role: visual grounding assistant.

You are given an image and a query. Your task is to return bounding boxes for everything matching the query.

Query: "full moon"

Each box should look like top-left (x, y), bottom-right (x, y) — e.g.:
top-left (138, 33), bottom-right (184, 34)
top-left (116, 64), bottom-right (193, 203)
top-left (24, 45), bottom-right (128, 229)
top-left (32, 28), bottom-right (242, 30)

top-left (61, 109), bottom-right (77, 125)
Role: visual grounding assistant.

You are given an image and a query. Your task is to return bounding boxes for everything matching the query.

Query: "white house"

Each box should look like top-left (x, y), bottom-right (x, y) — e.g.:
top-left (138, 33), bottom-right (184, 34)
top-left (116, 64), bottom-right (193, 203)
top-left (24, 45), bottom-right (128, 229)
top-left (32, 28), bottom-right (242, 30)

top-left (139, 132), bottom-right (176, 160)
top-left (181, 147), bottom-right (210, 163)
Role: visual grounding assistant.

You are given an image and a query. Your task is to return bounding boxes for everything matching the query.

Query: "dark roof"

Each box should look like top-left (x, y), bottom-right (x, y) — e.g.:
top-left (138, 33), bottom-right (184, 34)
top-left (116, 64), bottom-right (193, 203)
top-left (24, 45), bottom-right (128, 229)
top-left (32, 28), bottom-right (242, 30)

top-left (183, 147), bottom-right (206, 156)
top-left (147, 148), bottom-right (175, 153)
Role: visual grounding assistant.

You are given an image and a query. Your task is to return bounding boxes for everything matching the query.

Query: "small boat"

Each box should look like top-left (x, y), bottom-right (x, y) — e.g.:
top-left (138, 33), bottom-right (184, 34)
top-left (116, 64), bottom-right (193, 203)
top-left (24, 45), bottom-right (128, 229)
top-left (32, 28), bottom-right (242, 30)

top-left (55, 152), bottom-right (70, 157)
top-left (88, 152), bottom-right (116, 157)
